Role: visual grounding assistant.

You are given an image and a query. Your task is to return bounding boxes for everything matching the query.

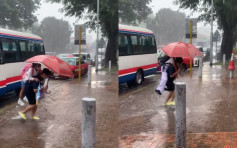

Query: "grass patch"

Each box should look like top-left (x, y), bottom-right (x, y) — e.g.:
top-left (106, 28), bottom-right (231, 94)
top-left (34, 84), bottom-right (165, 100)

top-left (212, 61), bottom-right (222, 65)
top-left (234, 48), bottom-right (237, 53)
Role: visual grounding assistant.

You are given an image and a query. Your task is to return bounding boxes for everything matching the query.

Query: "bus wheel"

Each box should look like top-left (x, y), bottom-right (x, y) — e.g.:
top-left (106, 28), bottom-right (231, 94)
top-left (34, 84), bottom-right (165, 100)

top-left (135, 70), bottom-right (143, 85)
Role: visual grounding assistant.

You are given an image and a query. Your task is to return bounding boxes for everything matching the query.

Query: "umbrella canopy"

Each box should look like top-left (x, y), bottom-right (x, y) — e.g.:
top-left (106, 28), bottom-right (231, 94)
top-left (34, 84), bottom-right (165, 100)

top-left (162, 42), bottom-right (202, 58)
top-left (25, 55), bottom-right (74, 78)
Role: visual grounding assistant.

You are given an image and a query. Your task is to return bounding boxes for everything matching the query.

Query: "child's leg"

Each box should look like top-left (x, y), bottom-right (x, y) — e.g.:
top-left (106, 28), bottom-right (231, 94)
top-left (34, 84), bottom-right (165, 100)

top-left (156, 66), bottom-right (168, 92)
top-left (18, 86), bottom-right (25, 106)
top-left (19, 87), bottom-right (25, 100)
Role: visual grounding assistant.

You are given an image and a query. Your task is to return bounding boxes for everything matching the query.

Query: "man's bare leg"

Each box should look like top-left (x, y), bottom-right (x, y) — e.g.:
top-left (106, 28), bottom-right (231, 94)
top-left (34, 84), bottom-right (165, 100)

top-left (165, 91), bottom-right (174, 104)
top-left (31, 106), bottom-right (37, 117)
top-left (21, 105), bottom-right (36, 114)
top-left (170, 92), bottom-right (175, 102)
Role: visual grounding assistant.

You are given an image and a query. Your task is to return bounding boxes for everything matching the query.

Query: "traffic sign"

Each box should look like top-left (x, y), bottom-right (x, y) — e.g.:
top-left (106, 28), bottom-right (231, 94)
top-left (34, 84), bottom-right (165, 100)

top-left (185, 18), bottom-right (197, 38)
top-left (75, 24), bottom-right (86, 45)
top-left (213, 30), bottom-right (221, 42)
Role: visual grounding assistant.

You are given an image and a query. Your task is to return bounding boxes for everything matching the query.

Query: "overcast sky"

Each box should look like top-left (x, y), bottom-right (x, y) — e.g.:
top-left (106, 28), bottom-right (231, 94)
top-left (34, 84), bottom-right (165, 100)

top-left (35, 0), bottom-right (217, 41)
top-left (35, 2), bottom-right (79, 25)
top-left (35, 1), bottom-right (96, 42)
top-left (149, 0), bottom-right (214, 28)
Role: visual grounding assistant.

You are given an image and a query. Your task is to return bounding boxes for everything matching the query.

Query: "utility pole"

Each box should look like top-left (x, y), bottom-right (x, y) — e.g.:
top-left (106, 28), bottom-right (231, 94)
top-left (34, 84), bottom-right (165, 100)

top-left (210, 0), bottom-right (214, 66)
top-left (95, 0), bottom-right (100, 71)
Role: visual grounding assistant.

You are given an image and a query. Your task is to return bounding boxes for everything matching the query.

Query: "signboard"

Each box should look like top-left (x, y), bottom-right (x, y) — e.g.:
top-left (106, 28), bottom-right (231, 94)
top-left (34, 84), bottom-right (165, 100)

top-left (74, 24), bottom-right (86, 45)
top-left (213, 30), bottom-right (221, 42)
top-left (98, 38), bottom-right (106, 48)
top-left (185, 18), bottom-right (197, 38)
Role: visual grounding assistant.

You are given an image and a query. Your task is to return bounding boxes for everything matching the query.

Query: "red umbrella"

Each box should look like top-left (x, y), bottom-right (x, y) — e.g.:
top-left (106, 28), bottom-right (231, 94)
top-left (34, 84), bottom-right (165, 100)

top-left (162, 42), bottom-right (202, 58)
top-left (25, 55), bottom-right (74, 78)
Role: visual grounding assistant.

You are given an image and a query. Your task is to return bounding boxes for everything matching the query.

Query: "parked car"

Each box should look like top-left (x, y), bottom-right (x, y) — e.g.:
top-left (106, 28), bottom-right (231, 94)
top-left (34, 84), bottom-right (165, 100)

top-left (56, 53), bottom-right (73, 58)
top-left (59, 57), bottom-right (88, 78)
top-left (157, 50), bottom-right (198, 72)
top-left (196, 46), bottom-right (206, 57)
top-left (45, 52), bottom-right (56, 55)
top-left (73, 52), bottom-right (94, 65)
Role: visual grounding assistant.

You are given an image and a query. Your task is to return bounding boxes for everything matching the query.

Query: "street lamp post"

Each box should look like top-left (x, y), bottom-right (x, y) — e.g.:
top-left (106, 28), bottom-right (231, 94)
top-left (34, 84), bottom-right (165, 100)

top-left (210, 0), bottom-right (214, 66)
top-left (95, 0), bottom-right (100, 71)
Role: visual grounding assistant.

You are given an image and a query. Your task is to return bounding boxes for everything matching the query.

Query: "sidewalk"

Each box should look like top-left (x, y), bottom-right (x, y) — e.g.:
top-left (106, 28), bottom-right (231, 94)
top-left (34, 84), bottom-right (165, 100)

top-left (119, 62), bottom-right (237, 148)
top-left (120, 132), bottom-right (237, 148)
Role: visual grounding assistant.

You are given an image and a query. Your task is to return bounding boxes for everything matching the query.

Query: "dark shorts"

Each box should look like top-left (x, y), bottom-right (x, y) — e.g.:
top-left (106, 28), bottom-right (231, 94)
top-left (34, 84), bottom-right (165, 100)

top-left (25, 86), bottom-right (36, 105)
top-left (165, 81), bottom-right (175, 91)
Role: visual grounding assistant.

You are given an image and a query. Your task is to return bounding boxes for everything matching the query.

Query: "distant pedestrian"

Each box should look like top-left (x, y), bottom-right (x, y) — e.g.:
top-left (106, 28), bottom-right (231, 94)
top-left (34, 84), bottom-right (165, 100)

top-left (18, 63), bottom-right (41, 106)
top-left (163, 57), bottom-right (183, 105)
top-left (155, 57), bottom-right (177, 95)
top-left (18, 68), bottom-right (52, 120)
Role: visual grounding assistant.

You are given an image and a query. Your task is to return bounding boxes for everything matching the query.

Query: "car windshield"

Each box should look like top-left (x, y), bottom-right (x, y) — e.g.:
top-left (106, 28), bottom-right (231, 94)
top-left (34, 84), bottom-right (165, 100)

top-left (72, 53), bottom-right (88, 59)
top-left (61, 58), bottom-right (76, 65)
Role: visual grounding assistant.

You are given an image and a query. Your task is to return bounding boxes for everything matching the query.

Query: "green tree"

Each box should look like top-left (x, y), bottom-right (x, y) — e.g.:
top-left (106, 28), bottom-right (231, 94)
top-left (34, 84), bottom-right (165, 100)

top-left (48, 0), bottom-right (118, 65)
top-left (119, 0), bottom-right (152, 25)
top-left (48, 0), bottom-right (152, 65)
top-left (0, 0), bottom-right (40, 29)
top-left (32, 17), bottom-right (72, 54)
top-left (147, 8), bottom-right (186, 46)
top-left (176, 0), bottom-right (237, 60)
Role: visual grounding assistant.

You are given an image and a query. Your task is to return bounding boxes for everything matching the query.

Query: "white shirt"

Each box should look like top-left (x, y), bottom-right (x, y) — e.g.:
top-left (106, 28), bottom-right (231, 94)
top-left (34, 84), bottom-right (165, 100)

top-left (166, 58), bottom-right (174, 64)
top-left (23, 68), bottom-right (38, 82)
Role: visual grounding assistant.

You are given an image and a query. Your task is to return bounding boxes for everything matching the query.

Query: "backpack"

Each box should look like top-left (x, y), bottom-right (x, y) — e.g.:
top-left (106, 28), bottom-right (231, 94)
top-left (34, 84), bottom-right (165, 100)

top-left (159, 55), bottom-right (170, 66)
top-left (21, 63), bottom-right (32, 78)
top-left (36, 82), bottom-right (41, 106)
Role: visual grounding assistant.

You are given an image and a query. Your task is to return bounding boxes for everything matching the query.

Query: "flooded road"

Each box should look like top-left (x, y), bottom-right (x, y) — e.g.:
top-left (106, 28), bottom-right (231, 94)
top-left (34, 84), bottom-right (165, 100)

top-left (0, 69), bottom-right (118, 148)
top-left (119, 62), bottom-right (237, 137)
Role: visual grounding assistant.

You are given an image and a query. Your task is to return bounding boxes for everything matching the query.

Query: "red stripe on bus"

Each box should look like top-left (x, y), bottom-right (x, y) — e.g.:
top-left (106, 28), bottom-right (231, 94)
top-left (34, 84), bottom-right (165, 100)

top-left (0, 80), bottom-right (6, 87)
top-left (6, 75), bottom-right (22, 83)
top-left (118, 63), bottom-right (158, 76)
top-left (0, 75), bottom-right (22, 87)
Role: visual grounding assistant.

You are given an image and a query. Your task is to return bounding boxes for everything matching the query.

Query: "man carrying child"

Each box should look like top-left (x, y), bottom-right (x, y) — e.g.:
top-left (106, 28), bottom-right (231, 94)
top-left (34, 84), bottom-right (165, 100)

top-left (18, 68), bottom-right (52, 120)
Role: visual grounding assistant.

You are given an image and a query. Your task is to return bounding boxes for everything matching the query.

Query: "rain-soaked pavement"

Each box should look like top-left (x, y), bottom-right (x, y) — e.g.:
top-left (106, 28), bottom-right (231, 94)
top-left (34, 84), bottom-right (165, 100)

top-left (119, 62), bottom-right (237, 147)
top-left (0, 67), bottom-right (118, 148)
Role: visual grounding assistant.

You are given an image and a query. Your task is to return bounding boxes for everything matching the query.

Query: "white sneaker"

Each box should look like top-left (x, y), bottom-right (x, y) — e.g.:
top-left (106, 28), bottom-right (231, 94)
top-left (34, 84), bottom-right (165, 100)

top-left (23, 96), bottom-right (28, 103)
top-left (18, 99), bottom-right (25, 106)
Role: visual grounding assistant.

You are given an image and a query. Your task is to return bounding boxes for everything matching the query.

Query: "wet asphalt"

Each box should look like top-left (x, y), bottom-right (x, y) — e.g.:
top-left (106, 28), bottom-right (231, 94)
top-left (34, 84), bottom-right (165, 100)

top-left (119, 62), bottom-right (237, 137)
top-left (0, 68), bottom-right (118, 148)
top-left (1, 61), bottom-right (237, 148)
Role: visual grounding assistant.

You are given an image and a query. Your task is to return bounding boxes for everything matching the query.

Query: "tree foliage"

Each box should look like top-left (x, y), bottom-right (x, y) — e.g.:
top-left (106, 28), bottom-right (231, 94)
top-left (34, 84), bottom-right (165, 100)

top-left (147, 8), bottom-right (186, 46)
top-left (175, 0), bottom-right (237, 59)
top-left (32, 17), bottom-right (72, 53)
top-left (48, 0), bottom-right (118, 65)
top-left (119, 0), bottom-right (152, 25)
top-left (48, 0), bottom-right (152, 65)
top-left (0, 0), bottom-right (40, 29)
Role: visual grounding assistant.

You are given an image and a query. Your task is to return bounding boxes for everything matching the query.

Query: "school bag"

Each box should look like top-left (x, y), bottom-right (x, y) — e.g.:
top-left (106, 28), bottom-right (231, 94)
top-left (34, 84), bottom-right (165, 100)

top-left (36, 82), bottom-right (41, 106)
top-left (21, 63), bottom-right (32, 78)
